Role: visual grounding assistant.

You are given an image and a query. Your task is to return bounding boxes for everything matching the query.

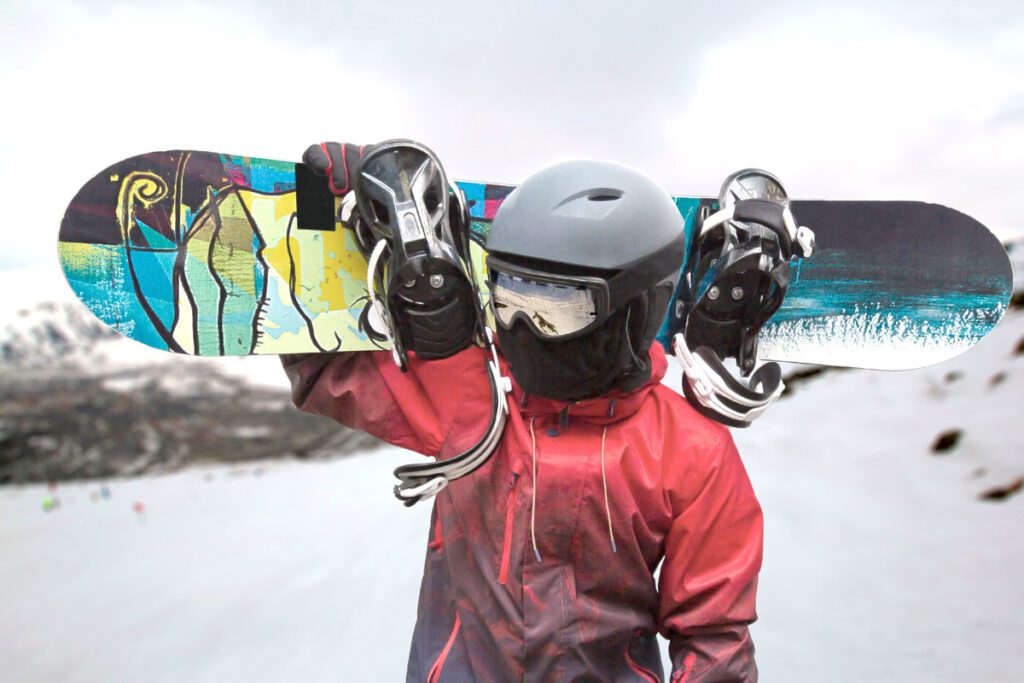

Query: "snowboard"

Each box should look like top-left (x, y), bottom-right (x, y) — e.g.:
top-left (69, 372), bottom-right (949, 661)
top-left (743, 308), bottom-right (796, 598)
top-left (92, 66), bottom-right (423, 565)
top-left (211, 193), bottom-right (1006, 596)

top-left (58, 150), bottom-right (1013, 370)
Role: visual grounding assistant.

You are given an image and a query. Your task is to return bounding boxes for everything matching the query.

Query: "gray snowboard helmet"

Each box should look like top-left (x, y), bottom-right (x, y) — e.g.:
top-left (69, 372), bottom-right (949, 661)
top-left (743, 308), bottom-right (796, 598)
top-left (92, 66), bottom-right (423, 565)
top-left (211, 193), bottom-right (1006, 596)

top-left (486, 160), bottom-right (686, 399)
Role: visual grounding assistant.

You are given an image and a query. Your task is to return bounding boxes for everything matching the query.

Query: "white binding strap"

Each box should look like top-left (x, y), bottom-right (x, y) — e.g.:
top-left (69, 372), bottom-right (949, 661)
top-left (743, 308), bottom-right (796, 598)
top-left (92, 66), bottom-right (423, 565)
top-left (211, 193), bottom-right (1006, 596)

top-left (672, 333), bottom-right (783, 425)
top-left (393, 326), bottom-right (511, 504)
top-left (398, 476), bottom-right (449, 501)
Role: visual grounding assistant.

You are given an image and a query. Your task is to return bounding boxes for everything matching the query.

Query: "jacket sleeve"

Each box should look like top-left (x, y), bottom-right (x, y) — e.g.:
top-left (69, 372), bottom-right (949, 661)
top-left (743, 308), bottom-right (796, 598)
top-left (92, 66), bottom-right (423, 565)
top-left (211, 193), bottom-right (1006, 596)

top-left (658, 429), bottom-right (763, 682)
top-left (281, 348), bottom-right (493, 457)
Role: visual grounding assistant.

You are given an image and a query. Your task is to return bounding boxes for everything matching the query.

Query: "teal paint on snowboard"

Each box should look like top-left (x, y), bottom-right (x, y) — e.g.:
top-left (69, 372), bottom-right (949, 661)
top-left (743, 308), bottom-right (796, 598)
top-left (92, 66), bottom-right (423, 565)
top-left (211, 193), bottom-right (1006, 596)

top-left (753, 201), bottom-right (1011, 369)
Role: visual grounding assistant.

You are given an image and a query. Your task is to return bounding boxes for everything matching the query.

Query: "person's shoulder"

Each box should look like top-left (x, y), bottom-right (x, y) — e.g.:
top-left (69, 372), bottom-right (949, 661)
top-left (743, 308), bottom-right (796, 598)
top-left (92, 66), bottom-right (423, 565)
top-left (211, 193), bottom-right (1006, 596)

top-left (404, 344), bottom-right (487, 372)
top-left (645, 385), bottom-right (743, 508)
top-left (647, 383), bottom-right (732, 444)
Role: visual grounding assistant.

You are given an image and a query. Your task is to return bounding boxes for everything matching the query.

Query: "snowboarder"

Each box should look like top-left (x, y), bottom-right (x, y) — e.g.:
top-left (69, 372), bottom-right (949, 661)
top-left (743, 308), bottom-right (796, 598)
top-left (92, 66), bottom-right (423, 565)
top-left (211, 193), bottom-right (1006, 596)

top-left (283, 141), bottom-right (763, 681)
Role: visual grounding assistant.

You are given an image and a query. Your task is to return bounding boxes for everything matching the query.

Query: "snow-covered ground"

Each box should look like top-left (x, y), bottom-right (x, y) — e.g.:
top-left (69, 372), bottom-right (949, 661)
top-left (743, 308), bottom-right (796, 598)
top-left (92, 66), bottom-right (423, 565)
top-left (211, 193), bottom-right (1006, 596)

top-left (0, 452), bottom-right (431, 683)
top-left (1, 255), bottom-right (1022, 681)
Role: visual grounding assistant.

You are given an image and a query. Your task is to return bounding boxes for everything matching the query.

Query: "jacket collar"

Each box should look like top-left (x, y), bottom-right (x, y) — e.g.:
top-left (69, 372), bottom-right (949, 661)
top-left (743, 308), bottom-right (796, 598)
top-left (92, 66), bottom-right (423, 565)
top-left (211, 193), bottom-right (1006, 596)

top-left (504, 344), bottom-right (668, 425)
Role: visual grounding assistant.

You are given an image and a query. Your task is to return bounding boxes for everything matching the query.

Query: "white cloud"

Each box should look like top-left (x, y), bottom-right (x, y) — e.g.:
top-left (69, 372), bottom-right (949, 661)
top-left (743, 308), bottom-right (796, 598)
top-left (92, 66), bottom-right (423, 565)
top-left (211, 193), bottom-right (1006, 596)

top-left (661, 8), bottom-right (1023, 238)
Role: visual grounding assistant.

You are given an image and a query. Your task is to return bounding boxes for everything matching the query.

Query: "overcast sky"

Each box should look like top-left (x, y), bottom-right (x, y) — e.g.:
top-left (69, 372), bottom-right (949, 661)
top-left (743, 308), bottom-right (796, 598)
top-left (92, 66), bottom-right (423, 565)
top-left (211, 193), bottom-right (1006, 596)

top-left (2, 0), bottom-right (1022, 271)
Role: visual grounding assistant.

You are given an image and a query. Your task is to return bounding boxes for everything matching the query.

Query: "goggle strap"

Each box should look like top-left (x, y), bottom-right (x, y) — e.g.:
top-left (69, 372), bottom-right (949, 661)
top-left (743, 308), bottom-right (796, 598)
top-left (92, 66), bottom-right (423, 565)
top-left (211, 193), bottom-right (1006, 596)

top-left (604, 236), bottom-right (686, 312)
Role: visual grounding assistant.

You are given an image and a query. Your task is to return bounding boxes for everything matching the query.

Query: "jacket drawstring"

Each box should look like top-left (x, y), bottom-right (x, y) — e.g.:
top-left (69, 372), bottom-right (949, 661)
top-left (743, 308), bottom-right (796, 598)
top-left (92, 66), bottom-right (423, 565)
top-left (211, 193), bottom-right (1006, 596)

top-left (529, 417), bottom-right (542, 562)
top-left (600, 425), bottom-right (617, 553)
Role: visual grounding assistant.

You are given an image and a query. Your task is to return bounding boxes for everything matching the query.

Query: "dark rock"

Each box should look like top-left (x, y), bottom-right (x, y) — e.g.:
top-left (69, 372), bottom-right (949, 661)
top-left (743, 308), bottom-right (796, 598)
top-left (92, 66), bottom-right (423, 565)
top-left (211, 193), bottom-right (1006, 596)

top-left (989, 371), bottom-right (1007, 388)
top-left (931, 429), bottom-right (962, 454)
top-left (780, 366), bottom-right (834, 398)
top-left (943, 371), bottom-right (963, 384)
top-left (979, 477), bottom-right (1024, 502)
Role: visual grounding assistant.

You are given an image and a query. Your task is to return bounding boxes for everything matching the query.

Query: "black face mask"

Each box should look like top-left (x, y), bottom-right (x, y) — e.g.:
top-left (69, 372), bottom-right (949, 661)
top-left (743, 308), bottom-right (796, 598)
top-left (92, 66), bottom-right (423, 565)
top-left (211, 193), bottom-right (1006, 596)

top-left (497, 305), bottom-right (651, 402)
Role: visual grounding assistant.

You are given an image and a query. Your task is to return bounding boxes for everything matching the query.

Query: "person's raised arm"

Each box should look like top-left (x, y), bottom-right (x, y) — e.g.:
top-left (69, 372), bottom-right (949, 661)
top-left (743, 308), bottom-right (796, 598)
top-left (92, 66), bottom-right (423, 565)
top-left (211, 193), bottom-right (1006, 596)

top-left (281, 141), bottom-right (507, 505)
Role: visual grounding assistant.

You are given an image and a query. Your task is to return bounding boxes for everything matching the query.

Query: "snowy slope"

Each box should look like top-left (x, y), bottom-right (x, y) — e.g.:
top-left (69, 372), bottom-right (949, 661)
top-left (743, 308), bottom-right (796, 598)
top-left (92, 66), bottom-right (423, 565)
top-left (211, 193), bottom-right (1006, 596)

top-left (0, 453), bottom-right (432, 683)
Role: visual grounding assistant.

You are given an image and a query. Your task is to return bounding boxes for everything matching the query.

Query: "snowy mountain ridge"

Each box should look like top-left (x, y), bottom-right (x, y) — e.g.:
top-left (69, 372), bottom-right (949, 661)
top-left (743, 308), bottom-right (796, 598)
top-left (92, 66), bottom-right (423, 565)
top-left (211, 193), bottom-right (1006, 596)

top-left (0, 266), bottom-right (375, 485)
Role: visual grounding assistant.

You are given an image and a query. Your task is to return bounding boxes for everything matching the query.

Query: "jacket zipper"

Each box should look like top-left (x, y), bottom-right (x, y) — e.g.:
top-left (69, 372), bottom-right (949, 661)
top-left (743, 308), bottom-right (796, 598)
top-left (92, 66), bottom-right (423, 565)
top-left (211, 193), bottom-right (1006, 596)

top-left (624, 643), bottom-right (660, 683)
top-left (426, 612), bottom-right (461, 683)
top-left (498, 472), bottom-right (520, 585)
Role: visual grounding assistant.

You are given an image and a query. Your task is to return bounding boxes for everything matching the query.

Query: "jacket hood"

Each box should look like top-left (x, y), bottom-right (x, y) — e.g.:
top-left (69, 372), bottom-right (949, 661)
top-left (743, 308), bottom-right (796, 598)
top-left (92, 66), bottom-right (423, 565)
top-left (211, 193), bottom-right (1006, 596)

top-left (506, 343), bottom-right (668, 425)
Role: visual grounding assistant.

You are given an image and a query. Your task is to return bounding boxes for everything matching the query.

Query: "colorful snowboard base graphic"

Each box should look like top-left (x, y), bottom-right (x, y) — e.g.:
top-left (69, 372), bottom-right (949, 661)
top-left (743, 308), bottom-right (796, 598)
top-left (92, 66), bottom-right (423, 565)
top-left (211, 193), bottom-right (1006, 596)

top-left (58, 151), bottom-right (1013, 370)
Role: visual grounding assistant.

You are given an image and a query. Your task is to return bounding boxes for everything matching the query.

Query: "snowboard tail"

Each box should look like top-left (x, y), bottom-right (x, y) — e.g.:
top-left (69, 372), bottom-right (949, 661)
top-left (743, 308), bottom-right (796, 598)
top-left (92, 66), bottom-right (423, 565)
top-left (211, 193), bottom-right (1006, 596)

top-left (58, 150), bottom-right (1013, 370)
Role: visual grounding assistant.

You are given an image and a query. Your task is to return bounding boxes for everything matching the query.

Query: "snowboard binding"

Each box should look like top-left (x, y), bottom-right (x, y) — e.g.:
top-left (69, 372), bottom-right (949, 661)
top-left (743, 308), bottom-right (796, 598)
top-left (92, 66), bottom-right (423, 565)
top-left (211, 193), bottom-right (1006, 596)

top-left (342, 140), bottom-right (511, 505)
top-left (347, 140), bottom-right (480, 368)
top-left (675, 169), bottom-right (816, 427)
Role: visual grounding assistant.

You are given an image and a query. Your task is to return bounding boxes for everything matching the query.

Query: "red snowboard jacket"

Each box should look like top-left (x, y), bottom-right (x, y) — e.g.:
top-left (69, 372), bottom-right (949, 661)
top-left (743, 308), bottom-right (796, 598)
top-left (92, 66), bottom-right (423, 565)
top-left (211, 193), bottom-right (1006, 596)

top-left (283, 343), bottom-right (762, 682)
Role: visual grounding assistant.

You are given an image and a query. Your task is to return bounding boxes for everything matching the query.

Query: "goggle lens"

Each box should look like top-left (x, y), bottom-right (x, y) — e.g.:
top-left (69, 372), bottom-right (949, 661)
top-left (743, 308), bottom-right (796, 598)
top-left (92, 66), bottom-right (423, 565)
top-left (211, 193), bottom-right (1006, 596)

top-left (490, 271), bottom-right (599, 338)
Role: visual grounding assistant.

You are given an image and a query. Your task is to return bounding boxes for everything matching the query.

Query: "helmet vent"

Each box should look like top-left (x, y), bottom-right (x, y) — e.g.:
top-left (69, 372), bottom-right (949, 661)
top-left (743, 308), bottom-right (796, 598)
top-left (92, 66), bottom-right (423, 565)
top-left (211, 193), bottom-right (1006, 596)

top-left (553, 189), bottom-right (623, 220)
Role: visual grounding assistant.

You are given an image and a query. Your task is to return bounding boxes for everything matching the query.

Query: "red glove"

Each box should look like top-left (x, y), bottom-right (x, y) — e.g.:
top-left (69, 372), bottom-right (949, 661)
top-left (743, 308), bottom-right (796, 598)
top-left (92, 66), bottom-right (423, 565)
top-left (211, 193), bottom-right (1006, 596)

top-left (301, 142), bottom-right (375, 195)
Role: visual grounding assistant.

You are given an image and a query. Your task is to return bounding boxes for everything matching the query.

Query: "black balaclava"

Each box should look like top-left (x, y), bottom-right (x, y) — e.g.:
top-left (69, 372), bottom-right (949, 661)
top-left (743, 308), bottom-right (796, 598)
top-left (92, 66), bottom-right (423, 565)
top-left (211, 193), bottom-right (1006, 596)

top-left (497, 297), bottom-right (652, 402)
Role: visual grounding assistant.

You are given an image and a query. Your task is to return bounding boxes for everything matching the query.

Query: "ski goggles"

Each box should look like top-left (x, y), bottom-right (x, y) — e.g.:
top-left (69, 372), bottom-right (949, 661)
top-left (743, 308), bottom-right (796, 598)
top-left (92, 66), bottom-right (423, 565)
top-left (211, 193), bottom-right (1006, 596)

top-left (486, 256), bottom-right (611, 339)
top-left (486, 236), bottom-right (684, 340)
